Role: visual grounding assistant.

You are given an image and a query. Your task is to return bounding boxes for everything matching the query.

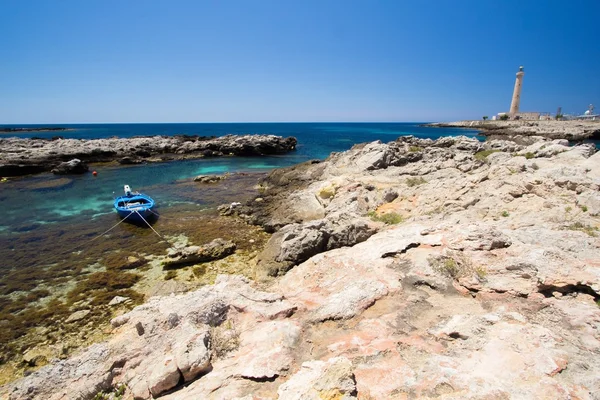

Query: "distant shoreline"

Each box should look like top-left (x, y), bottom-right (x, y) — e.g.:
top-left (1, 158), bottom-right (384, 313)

top-left (0, 127), bottom-right (71, 133)
top-left (0, 134), bottom-right (298, 177)
top-left (423, 120), bottom-right (600, 141)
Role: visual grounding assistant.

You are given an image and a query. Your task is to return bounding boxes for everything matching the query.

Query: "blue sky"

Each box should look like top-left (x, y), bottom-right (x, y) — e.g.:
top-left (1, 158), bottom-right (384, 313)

top-left (1, 0), bottom-right (598, 123)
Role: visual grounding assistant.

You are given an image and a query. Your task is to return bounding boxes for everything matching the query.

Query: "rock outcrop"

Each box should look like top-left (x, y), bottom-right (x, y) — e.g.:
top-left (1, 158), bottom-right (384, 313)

top-left (50, 158), bottom-right (89, 175)
top-left (163, 238), bottom-right (237, 269)
top-left (0, 134), bottom-right (297, 176)
top-left (426, 119), bottom-right (600, 141)
top-left (3, 134), bottom-right (600, 399)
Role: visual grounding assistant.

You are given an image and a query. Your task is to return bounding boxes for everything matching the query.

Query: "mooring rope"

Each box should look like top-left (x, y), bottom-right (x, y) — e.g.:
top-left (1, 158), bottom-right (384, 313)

top-left (135, 210), bottom-right (163, 238)
top-left (60, 210), bottom-right (135, 255)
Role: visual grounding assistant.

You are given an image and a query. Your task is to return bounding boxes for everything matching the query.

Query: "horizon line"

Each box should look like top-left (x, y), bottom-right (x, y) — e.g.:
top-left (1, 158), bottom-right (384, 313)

top-left (0, 120), bottom-right (437, 125)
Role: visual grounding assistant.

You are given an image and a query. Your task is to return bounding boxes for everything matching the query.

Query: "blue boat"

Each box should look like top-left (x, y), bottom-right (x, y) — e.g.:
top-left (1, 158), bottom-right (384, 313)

top-left (114, 185), bottom-right (156, 223)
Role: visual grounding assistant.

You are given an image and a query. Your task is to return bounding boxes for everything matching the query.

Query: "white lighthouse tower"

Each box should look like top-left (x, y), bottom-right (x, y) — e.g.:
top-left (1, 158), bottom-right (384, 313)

top-left (509, 66), bottom-right (525, 117)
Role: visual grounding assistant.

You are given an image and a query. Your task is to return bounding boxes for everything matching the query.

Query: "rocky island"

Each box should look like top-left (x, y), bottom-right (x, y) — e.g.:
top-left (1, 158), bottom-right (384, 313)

top-left (0, 127), bottom-right (69, 133)
top-left (0, 134), bottom-right (298, 176)
top-left (426, 119), bottom-right (600, 141)
top-left (2, 134), bottom-right (600, 399)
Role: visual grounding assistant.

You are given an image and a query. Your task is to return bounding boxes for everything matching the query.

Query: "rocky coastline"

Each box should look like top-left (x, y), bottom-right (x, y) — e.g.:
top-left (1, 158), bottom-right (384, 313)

top-left (425, 119), bottom-right (600, 141)
top-left (0, 134), bottom-right (297, 177)
top-left (2, 133), bottom-right (600, 399)
top-left (0, 127), bottom-right (69, 133)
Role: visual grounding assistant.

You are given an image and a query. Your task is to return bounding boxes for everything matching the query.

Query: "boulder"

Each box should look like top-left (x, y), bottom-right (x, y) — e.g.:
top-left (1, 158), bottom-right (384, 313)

top-left (194, 174), bottom-right (227, 183)
top-left (256, 216), bottom-right (377, 280)
top-left (51, 158), bottom-right (89, 175)
top-left (163, 238), bottom-right (236, 269)
top-left (148, 355), bottom-right (181, 397)
top-left (108, 296), bottom-right (131, 306)
top-left (65, 309), bottom-right (91, 323)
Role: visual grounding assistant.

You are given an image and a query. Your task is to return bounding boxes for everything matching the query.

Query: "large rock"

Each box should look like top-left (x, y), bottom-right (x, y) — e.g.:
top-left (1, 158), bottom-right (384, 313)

top-left (194, 174), bottom-right (227, 183)
top-left (255, 217), bottom-right (377, 279)
top-left (2, 276), bottom-right (298, 400)
top-left (4, 136), bottom-right (600, 400)
top-left (425, 120), bottom-right (600, 141)
top-left (163, 238), bottom-right (236, 269)
top-left (0, 135), bottom-right (298, 177)
top-left (236, 320), bottom-right (300, 380)
top-left (277, 357), bottom-right (357, 400)
top-left (50, 158), bottom-right (89, 175)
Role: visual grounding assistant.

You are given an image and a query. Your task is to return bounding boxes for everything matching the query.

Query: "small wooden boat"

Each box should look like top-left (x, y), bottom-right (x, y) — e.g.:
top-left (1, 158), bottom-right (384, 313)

top-left (114, 185), bottom-right (156, 223)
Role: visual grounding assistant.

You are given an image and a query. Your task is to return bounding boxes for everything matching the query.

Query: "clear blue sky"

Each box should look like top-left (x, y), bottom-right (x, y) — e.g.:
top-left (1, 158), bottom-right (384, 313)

top-left (1, 0), bottom-right (598, 123)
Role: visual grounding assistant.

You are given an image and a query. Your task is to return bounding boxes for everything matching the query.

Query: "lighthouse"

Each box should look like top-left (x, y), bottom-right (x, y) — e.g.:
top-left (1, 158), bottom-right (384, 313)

top-left (509, 66), bottom-right (525, 116)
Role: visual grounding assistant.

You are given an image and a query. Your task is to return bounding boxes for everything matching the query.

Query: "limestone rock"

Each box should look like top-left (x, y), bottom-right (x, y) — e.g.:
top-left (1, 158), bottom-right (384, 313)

top-left (0, 135), bottom-right (297, 177)
top-left (108, 296), bottom-right (131, 306)
top-left (194, 174), bottom-right (227, 183)
top-left (237, 320), bottom-right (300, 380)
top-left (145, 279), bottom-right (189, 299)
top-left (173, 325), bottom-right (211, 381)
top-left (4, 134), bottom-right (600, 400)
top-left (50, 158), bottom-right (89, 175)
top-left (163, 238), bottom-right (236, 268)
top-left (22, 349), bottom-right (48, 367)
top-left (148, 355), bottom-right (181, 397)
top-left (277, 357), bottom-right (357, 400)
top-left (311, 280), bottom-right (388, 322)
top-left (65, 309), bottom-right (91, 323)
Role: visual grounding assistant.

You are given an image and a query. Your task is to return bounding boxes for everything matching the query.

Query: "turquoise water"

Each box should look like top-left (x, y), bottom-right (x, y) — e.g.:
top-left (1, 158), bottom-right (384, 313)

top-left (0, 122), bottom-right (483, 355)
top-left (1, 122), bottom-right (486, 369)
top-left (0, 123), bottom-right (482, 229)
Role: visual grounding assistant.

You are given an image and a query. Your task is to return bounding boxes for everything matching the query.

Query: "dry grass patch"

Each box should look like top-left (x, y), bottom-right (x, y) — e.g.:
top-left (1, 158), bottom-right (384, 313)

top-left (567, 222), bottom-right (598, 237)
top-left (429, 251), bottom-right (487, 281)
top-left (210, 320), bottom-right (240, 359)
top-left (405, 177), bottom-right (427, 187)
top-left (367, 211), bottom-right (404, 225)
top-left (318, 185), bottom-right (336, 199)
top-left (474, 149), bottom-right (500, 161)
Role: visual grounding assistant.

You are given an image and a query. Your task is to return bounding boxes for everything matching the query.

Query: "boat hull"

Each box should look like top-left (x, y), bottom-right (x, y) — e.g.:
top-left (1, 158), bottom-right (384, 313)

top-left (114, 193), bottom-right (156, 224)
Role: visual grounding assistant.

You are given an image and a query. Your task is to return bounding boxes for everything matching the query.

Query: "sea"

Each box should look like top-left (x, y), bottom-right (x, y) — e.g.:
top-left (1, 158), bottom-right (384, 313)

top-left (0, 122), bottom-right (483, 376)
top-left (0, 123), bottom-right (482, 230)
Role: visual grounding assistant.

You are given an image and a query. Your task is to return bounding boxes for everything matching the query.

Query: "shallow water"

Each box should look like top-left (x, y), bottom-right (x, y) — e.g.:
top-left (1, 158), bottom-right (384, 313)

top-left (0, 123), bottom-right (482, 227)
top-left (0, 122), bottom-right (484, 379)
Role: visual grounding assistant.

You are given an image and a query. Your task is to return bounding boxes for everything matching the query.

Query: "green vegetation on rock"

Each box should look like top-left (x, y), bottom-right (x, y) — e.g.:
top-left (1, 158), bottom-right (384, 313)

top-left (429, 252), bottom-right (487, 281)
top-left (406, 177), bottom-right (427, 187)
top-left (474, 149), bottom-right (500, 161)
top-left (367, 211), bottom-right (404, 225)
top-left (318, 186), bottom-right (336, 199)
top-left (567, 222), bottom-right (598, 237)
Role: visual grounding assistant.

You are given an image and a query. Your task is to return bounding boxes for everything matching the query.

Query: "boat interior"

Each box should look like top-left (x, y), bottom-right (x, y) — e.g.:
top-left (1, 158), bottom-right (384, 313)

top-left (117, 198), bottom-right (151, 208)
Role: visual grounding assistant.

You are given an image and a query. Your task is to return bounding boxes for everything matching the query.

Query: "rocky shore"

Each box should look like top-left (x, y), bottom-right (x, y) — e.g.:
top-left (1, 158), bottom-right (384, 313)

top-left (2, 134), bottom-right (600, 399)
top-left (0, 127), bottom-right (68, 133)
top-left (0, 134), bottom-right (297, 176)
top-left (426, 120), bottom-right (600, 141)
